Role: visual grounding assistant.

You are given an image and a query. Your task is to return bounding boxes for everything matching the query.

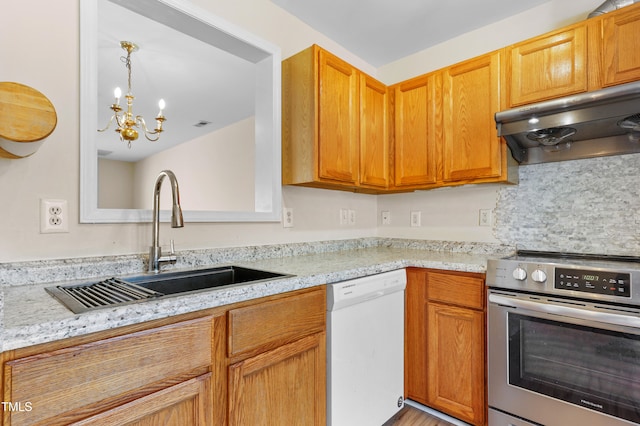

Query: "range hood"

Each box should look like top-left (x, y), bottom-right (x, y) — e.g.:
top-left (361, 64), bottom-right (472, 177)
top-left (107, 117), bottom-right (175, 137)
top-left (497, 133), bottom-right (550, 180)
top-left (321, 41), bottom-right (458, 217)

top-left (495, 80), bottom-right (640, 165)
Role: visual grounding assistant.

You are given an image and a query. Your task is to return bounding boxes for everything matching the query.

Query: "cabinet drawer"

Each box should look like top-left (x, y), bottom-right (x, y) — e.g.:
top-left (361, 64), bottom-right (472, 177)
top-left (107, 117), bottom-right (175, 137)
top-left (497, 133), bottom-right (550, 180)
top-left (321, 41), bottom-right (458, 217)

top-left (5, 317), bottom-right (213, 426)
top-left (427, 272), bottom-right (484, 310)
top-left (228, 288), bottom-right (326, 358)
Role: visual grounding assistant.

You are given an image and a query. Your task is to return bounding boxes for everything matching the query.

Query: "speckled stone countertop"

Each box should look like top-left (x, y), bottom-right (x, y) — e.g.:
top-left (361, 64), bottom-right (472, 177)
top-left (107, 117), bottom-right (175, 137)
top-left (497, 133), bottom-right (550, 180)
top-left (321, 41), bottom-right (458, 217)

top-left (1, 238), bottom-right (514, 352)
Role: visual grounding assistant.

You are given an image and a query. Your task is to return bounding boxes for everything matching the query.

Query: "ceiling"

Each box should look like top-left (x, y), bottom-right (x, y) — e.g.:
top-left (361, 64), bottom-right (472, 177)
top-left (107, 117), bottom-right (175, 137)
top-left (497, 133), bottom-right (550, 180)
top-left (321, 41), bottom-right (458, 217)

top-left (271, 0), bottom-right (554, 67)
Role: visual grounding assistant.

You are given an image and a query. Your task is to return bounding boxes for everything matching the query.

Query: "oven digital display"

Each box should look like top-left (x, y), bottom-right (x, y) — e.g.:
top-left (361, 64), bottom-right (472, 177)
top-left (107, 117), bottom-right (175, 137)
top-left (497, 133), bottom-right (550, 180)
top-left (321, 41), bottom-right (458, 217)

top-left (555, 268), bottom-right (631, 297)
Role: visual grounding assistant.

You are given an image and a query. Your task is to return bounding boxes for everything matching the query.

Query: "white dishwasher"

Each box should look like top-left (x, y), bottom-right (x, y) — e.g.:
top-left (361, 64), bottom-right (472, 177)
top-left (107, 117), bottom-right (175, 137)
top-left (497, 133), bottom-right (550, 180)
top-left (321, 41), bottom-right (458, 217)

top-left (326, 269), bottom-right (407, 426)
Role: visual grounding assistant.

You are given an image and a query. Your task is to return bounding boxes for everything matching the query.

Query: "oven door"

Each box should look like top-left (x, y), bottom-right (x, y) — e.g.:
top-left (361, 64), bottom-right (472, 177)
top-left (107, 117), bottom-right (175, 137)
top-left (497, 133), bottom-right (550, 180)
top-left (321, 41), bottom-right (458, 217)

top-left (488, 291), bottom-right (640, 426)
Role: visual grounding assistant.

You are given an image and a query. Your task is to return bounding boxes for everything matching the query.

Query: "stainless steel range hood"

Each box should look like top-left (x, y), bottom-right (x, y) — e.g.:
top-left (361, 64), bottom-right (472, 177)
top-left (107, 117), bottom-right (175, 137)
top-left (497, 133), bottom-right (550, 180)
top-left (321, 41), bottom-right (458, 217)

top-left (495, 80), bottom-right (640, 165)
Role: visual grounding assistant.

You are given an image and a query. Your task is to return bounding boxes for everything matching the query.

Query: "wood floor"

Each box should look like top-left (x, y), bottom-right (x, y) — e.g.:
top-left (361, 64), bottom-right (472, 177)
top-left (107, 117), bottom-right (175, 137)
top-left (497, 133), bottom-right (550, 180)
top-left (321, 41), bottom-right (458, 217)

top-left (384, 405), bottom-right (457, 426)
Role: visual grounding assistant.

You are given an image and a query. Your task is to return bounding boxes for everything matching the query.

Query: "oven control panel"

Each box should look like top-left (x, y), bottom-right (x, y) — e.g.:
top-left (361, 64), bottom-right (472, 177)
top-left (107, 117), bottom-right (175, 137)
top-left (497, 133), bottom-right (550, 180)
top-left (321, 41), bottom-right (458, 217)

top-left (555, 268), bottom-right (631, 298)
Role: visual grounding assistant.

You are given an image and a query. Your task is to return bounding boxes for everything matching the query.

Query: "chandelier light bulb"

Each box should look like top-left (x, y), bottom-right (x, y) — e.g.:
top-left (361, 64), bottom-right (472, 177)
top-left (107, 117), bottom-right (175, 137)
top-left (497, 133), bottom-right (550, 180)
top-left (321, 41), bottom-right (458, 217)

top-left (158, 98), bottom-right (166, 114)
top-left (113, 87), bottom-right (122, 104)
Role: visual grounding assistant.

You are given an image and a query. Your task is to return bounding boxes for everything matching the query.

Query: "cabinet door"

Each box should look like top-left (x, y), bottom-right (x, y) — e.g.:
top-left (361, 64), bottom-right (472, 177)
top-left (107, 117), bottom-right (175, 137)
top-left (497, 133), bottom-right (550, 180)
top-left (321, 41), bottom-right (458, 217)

top-left (70, 374), bottom-right (212, 426)
top-left (442, 52), bottom-right (503, 183)
top-left (404, 268), bottom-right (429, 404)
top-left (427, 303), bottom-right (485, 426)
top-left (228, 333), bottom-right (326, 426)
top-left (317, 49), bottom-right (359, 184)
top-left (509, 26), bottom-right (587, 105)
top-left (393, 74), bottom-right (438, 188)
top-left (603, 5), bottom-right (640, 86)
top-left (359, 74), bottom-right (389, 189)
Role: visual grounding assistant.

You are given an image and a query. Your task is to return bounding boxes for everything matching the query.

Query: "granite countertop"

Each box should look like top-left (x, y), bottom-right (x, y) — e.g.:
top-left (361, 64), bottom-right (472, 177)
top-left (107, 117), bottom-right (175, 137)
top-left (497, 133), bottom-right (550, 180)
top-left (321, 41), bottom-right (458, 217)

top-left (1, 239), bottom-right (513, 352)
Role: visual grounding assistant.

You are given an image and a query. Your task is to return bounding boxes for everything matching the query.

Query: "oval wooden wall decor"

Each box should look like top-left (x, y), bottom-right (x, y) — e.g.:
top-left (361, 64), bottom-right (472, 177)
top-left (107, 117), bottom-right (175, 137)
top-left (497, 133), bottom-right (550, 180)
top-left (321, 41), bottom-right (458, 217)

top-left (0, 82), bottom-right (57, 159)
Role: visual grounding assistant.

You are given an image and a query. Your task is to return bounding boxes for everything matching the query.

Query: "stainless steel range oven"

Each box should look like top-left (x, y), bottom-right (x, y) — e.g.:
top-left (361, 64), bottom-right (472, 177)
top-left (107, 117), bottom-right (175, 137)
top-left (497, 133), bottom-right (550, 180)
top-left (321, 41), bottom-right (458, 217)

top-left (486, 251), bottom-right (640, 426)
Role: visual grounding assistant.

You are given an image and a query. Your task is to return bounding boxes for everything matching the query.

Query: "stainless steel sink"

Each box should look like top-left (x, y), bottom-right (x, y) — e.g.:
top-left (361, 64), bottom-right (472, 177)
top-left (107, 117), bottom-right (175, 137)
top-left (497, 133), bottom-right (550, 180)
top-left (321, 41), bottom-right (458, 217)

top-left (46, 266), bottom-right (291, 314)
top-left (127, 266), bottom-right (289, 295)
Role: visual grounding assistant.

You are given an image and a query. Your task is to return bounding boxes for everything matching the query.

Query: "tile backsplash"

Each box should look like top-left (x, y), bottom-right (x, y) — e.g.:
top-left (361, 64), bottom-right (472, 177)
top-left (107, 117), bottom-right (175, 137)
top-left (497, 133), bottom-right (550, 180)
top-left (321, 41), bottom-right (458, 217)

top-left (494, 153), bottom-right (640, 256)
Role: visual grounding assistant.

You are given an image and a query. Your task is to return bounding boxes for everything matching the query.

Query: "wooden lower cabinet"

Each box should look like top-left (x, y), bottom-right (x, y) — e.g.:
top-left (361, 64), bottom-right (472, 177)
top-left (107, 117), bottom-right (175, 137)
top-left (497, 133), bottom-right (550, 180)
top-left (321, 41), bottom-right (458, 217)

top-left (227, 287), bottom-right (326, 426)
top-left (228, 333), bottom-right (325, 425)
top-left (72, 373), bottom-right (213, 426)
top-left (3, 315), bottom-right (222, 426)
top-left (427, 303), bottom-right (485, 424)
top-left (405, 268), bottom-right (487, 426)
top-left (2, 287), bottom-right (327, 426)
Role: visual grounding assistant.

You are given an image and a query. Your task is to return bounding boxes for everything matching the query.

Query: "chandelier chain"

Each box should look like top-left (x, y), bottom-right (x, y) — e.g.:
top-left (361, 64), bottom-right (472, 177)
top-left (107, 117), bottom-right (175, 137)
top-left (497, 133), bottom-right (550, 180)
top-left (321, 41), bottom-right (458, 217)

top-left (120, 51), bottom-right (133, 95)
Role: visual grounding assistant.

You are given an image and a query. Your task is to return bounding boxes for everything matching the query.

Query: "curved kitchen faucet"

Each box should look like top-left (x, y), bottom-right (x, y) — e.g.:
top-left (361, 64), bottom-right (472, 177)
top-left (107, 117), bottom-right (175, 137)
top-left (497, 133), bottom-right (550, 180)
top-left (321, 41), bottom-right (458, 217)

top-left (149, 170), bottom-right (184, 273)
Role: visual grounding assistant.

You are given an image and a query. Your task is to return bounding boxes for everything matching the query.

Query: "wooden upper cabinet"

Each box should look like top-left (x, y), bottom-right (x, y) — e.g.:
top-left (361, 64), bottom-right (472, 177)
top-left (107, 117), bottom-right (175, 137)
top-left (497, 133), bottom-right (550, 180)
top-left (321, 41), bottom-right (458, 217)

top-left (508, 2), bottom-right (640, 101)
top-left (392, 73), bottom-right (438, 188)
top-left (317, 48), bottom-right (359, 184)
top-left (282, 6), bottom-right (640, 194)
top-left (442, 51), bottom-right (505, 183)
top-left (283, 44), bottom-right (516, 193)
top-left (282, 44), bottom-right (389, 191)
top-left (508, 25), bottom-right (588, 106)
top-left (360, 74), bottom-right (390, 189)
top-left (602, 4), bottom-right (640, 86)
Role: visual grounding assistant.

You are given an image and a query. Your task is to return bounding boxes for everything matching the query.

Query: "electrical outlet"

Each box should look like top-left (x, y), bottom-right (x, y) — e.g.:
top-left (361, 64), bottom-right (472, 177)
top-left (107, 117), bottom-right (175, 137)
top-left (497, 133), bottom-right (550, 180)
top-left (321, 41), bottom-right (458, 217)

top-left (348, 209), bottom-right (356, 225)
top-left (410, 211), bottom-right (421, 227)
top-left (340, 208), bottom-right (349, 225)
top-left (479, 209), bottom-right (492, 227)
top-left (283, 208), bottom-right (294, 228)
top-left (41, 199), bottom-right (69, 233)
top-left (381, 211), bottom-right (391, 225)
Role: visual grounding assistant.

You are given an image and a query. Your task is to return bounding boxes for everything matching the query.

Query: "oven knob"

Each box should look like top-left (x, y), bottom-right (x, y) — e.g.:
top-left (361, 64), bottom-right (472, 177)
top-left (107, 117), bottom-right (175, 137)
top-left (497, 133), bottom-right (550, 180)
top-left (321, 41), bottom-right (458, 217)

top-left (531, 269), bottom-right (547, 283)
top-left (512, 267), bottom-right (527, 281)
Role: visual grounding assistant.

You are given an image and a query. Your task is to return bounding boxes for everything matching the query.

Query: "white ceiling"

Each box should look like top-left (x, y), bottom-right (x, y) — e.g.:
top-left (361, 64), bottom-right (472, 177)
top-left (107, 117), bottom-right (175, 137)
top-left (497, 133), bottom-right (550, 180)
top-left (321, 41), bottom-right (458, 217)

top-left (271, 0), bottom-right (554, 67)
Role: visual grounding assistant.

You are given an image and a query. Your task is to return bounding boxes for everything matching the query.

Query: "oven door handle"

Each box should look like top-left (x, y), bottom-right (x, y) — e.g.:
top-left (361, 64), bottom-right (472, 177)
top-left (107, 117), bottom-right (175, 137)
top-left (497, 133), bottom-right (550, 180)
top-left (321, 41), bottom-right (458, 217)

top-left (489, 293), bottom-right (640, 328)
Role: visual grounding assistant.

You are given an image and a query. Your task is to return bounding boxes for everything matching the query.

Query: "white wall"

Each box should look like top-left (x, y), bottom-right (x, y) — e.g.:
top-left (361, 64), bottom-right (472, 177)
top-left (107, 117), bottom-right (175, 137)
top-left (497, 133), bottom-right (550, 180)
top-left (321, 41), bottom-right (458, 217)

top-left (132, 117), bottom-right (256, 211)
top-left (377, 185), bottom-right (504, 243)
top-left (98, 158), bottom-right (135, 209)
top-left (0, 0), bottom-right (606, 262)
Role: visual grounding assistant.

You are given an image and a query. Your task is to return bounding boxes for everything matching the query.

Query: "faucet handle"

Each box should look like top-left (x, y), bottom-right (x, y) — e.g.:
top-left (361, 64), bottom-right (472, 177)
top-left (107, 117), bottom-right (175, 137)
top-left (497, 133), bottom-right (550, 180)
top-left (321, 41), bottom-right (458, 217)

top-left (155, 240), bottom-right (178, 270)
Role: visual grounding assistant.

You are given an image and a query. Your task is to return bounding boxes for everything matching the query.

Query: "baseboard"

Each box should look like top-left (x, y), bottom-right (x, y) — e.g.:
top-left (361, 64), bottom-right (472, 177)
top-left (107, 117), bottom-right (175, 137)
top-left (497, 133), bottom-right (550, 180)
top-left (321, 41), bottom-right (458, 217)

top-left (404, 399), bottom-right (471, 426)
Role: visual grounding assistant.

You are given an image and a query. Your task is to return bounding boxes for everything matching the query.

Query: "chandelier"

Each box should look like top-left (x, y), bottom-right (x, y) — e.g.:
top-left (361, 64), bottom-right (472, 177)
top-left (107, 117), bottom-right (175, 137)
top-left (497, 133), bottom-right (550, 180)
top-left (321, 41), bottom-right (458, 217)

top-left (98, 41), bottom-right (166, 147)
